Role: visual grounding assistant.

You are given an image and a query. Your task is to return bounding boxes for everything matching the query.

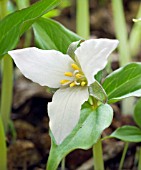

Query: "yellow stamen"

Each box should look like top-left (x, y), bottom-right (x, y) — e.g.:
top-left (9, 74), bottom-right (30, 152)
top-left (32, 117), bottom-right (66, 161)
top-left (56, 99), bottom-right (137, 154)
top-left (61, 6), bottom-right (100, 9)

top-left (81, 81), bottom-right (86, 86)
top-left (75, 73), bottom-right (83, 79)
top-left (64, 72), bottom-right (73, 77)
top-left (60, 80), bottom-right (70, 84)
top-left (70, 82), bottom-right (76, 87)
top-left (71, 63), bottom-right (80, 70)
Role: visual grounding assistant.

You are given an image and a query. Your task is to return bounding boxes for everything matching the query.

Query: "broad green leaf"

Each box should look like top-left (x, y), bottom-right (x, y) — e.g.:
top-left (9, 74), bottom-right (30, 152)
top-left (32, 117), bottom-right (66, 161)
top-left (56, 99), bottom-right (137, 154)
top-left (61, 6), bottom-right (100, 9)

top-left (47, 104), bottom-right (113, 170)
top-left (102, 63), bottom-right (141, 103)
top-left (33, 17), bottom-right (82, 53)
top-left (110, 125), bottom-right (141, 142)
top-left (89, 81), bottom-right (107, 103)
top-left (0, 0), bottom-right (61, 57)
top-left (134, 98), bottom-right (141, 128)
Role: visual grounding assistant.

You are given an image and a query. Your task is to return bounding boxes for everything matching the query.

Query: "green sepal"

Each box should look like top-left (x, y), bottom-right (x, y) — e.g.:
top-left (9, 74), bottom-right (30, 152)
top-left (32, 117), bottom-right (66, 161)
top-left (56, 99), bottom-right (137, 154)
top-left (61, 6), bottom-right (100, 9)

top-left (46, 87), bottom-right (58, 94)
top-left (89, 81), bottom-right (107, 103)
top-left (67, 40), bottom-right (84, 60)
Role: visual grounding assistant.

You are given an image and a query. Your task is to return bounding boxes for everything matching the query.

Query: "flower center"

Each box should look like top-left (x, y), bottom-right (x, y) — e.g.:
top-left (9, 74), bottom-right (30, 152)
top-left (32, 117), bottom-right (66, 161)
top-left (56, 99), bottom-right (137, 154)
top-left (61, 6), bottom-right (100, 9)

top-left (60, 63), bottom-right (87, 87)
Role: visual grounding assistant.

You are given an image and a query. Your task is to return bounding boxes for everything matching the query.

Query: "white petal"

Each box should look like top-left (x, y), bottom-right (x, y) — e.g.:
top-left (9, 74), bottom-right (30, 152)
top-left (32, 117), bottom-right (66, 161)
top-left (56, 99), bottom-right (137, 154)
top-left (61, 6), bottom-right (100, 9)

top-left (48, 86), bottom-right (89, 145)
top-left (75, 39), bottom-right (119, 85)
top-left (8, 47), bottom-right (74, 88)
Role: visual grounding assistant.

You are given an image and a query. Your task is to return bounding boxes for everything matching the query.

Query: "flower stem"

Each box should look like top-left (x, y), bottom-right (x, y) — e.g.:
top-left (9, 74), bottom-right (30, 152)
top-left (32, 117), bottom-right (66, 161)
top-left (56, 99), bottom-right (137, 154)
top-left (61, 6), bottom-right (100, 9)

top-left (112, 0), bottom-right (131, 66)
top-left (129, 3), bottom-right (141, 57)
top-left (138, 147), bottom-right (141, 170)
top-left (76, 0), bottom-right (90, 39)
top-left (15, 0), bottom-right (30, 9)
top-left (0, 1), bottom-right (9, 170)
top-left (112, 0), bottom-right (135, 115)
top-left (0, 116), bottom-right (7, 170)
top-left (0, 0), bottom-right (8, 19)
top-left (1, 54), bottom-right (13, 132)
top-left (118, 142), bottom-right (129, 170)
top-left (15, 0), bottom-right (31, 47)
top-left (61, 157), bottom-right (65, 170)
top-left (93, 139), bottom-right (104, 170)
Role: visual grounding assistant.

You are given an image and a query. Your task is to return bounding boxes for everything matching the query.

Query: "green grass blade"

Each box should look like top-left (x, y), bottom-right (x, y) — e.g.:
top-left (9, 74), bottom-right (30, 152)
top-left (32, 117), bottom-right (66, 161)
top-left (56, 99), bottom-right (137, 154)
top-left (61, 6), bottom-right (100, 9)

top-left (112, 0), bottom-right (131, 66)
top-left (76, 0), bottom-right (90, 39)
top-left (0, 116), bottom-right (7, 170)
top-left (129, 4), bottom-right (141, 57)
top-left (1, 55), bottom-right (13, 132)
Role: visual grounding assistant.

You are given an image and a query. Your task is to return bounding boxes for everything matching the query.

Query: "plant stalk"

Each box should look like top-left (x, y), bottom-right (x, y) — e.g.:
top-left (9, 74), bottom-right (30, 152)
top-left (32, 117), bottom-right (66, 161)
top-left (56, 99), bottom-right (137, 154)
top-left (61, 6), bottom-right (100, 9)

top-left (112, 0), bottom-right (135, 115)
top-left (118, 142), bottom-right (129, 170)
top-left (129, 3), bottom-right (141, 57)
top-left (138, 147), bottom-right (141, 170)
top-left (76, 0), bottom-right (90, 39)
top-left (0, 1), bottom-right (10, 169)
top-left (0, 116), bottom-right (7, 170)
top-left (93, 139), bottom-right (104, 170)
top-left (0, 0), bottom-right (8, 19)
top-left (61, 157), bottom-right (65, 170)
top-left (1, 54), bottom-right (13, 132)
top-left (15, 0), bottom-right (31, 47)
top-left (112, 0), bottom-right (131, 66)
top-left (15, 0), bottom-right (30, 9)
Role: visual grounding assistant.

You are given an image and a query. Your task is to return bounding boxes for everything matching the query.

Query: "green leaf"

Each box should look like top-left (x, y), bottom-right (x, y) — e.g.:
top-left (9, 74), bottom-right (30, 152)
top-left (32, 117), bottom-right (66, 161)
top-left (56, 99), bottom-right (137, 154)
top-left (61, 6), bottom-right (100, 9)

top-left (89, 81), bottom-right (107, 103)
top-left (95, 70), bottom-right (103, 83)
top-left (0, 0), bottom-right (61, 57)
top-left (33, 17), bottom-right (82, 53)
top-left (102, 63), bottom-right (141, 103)
top-left (47, 104), bottom-right (113, 170)
top-left (110, 125), bottom-right (141, 142)
top-left (134, 98), bottom-right (141, 128)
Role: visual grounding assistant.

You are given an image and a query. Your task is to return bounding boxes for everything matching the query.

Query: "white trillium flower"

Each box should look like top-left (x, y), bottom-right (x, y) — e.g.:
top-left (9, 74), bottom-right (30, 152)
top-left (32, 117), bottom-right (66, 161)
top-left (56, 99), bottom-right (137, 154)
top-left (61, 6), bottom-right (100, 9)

top-left (8, 39), bottom-right (119, 145)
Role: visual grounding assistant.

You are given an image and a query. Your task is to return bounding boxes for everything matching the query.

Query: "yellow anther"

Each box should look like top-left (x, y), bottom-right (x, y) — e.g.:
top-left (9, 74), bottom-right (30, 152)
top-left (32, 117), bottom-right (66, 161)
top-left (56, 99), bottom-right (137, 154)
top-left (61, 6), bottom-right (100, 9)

top-left (81, 81), bottom-right (86, 86)
top-left (71, 63), bottom-right (80, 70)
top-left (60, 80), bottom-right (70, 85)
top-left (64, 72), bottom-right (73, 77)
top-left (75, 73), bottom-right (83, 79)
top-left (70, 82), bottom-right (76, 87)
